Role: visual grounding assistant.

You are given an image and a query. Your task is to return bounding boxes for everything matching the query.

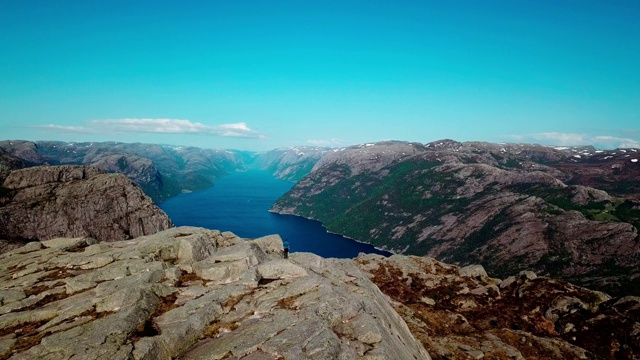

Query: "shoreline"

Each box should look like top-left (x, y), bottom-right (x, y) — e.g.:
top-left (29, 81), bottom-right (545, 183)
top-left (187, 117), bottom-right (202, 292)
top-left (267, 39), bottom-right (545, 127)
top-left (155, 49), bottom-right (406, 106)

top-left (160, 170), bottom-right (388, 259)
top-left (269, 209), bottom-right (394, 256)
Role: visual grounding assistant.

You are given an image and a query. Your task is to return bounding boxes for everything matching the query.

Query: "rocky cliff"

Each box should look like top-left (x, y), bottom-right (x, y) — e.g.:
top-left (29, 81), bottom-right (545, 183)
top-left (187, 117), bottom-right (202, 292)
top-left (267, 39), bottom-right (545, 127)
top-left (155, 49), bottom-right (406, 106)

top-left (272, 140), bottom-right (640, 296)
top-left (0, 150), bottom-right (25, 184)
top-left (0, 166), bottom-right (173, 249)
top-left (1, 227), bottom-right (637, 359)
top-left (87, 154), bottom-right (165, 199)
top-left (0, 141), bottom-right (251, 202)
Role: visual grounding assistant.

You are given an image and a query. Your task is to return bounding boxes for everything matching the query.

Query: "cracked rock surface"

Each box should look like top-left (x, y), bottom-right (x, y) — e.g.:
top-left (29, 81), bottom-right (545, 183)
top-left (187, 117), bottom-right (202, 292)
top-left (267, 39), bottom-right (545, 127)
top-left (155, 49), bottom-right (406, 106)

top-left (0, 227), bottom-right (429, 360)
top-left (356, 253), bottom-right (640, 360)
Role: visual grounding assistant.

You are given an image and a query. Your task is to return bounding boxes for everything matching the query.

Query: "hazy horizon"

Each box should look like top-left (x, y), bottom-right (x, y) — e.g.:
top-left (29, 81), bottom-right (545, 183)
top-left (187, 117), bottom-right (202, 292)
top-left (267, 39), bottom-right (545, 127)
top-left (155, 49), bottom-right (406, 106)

top-left (2, 137), bottom-right (636, 153)
top-left (1, 1), bottom-right (639, 151)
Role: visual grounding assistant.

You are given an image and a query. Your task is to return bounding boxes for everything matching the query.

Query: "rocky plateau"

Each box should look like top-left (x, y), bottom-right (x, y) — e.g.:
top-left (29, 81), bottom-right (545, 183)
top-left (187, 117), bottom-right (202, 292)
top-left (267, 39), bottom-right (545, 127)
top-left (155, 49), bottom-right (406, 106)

top-left (0, 227), bottom-right (429, 360)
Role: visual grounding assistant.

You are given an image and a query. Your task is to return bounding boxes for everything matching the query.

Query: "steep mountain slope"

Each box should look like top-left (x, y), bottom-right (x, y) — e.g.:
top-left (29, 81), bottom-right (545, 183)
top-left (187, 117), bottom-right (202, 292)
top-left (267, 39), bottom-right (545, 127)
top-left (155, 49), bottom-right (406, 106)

top-left (0, 141), bottom-right (46, 166)
top-left (0, 141), bottom-right (250, 201)
top-left (272, 140), bottom-right (640, 296)
top-left (0, 165), bottom-right (172, 249)
top-left (0, 149), bottom-right (25, 183)
top-left (257, 146), bottom-right (331, 182)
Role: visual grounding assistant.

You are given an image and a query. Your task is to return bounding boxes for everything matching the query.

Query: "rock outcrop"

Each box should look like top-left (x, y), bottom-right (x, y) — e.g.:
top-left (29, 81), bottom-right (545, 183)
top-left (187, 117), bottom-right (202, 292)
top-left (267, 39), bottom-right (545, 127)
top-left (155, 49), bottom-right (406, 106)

top-left (0, 227), bottom-right (429, 359)
top-left (355, 253), bottom-right (640, 360)
top-left (0, 166), bottom-right (173, 248)
top-left (272, 140), bottom-right (640, 296)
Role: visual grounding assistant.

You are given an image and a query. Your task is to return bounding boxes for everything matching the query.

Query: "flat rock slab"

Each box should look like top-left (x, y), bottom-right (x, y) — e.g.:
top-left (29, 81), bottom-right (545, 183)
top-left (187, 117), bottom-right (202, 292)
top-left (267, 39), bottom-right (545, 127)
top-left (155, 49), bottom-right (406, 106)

top-left (41, 237), bottom-right (93, 251)
top-left (0, 227), bottom-right (429, 360)
top-left (257, 259), bottom-right (307, 280)
top-left (183, 252), bottom-right (430, 360)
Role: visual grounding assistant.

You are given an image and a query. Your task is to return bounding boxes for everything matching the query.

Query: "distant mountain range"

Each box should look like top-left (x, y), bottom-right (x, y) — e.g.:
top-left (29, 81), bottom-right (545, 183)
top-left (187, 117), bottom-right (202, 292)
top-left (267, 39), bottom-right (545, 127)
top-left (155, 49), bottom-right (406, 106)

top-left (2, 138), bottom-right (640, 358)
top-left (272, 140), bottom-right (640, 296)
top-left (0, 141), bottom-right (333, 202)
top-left (0, 140), bottom-right (252, 202)
top-left (3, 139), bottom-right (640, 296)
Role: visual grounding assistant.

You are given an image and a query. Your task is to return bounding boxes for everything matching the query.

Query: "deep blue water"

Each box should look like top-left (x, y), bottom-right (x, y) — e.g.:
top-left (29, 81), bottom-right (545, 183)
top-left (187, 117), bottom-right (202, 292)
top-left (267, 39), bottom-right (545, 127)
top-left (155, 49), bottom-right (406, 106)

top-left (159, 170), bottom-right (391, 258)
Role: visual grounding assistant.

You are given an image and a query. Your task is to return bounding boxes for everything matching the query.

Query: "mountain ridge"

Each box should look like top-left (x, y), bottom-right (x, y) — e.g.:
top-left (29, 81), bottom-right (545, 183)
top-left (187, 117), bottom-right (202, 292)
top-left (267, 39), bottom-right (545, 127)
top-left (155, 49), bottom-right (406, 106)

top-left (272, 140), bottom-right (640, 296)
top-left (0, 140), bottom-right (250, 202)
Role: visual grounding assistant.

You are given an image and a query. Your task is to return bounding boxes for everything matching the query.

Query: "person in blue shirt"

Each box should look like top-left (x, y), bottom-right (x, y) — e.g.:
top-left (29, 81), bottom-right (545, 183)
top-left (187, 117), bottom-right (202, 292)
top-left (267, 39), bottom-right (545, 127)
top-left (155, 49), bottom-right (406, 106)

top-left (283, 239), bottom-right (290, 259)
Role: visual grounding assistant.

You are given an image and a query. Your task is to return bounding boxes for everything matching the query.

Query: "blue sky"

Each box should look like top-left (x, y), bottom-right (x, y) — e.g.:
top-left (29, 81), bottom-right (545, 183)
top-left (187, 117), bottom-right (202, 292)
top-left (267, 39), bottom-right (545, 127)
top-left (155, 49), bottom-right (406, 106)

top-left (1, 1), bottom-right (639, 150)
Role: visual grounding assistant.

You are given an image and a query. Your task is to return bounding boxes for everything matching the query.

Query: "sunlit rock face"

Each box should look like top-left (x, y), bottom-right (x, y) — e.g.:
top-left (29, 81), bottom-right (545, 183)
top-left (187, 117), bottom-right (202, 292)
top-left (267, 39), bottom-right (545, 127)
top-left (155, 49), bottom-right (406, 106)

top-left (0, 227), bottom-right (429, 360)
top-left (0, 165), bottom-right (173, 249)
top-left (258, 146), bottom-right (334, 182)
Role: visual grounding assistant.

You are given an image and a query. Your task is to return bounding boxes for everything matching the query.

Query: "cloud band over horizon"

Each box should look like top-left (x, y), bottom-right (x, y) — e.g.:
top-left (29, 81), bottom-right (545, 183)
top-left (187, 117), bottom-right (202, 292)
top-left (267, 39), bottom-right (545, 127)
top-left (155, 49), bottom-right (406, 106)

top-left (30, 122), bottom-right (640, 150)
top-left (506, 132), bottom-right (640, 149)
top-left (34, 119), bottom-right (264, 139)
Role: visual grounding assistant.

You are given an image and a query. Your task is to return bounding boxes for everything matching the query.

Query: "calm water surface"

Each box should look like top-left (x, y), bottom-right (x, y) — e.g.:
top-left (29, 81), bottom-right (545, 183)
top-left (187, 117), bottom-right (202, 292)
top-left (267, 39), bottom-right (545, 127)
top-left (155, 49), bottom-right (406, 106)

top-left (159, 170), bottom-right (391, 258)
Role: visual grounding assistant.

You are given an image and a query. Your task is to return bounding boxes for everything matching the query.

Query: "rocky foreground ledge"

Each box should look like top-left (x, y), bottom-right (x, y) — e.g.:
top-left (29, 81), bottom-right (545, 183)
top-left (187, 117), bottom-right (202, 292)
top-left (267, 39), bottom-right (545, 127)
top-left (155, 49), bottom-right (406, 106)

top-left (0, 227), bottom-right (639, 360)
top-left (0, 227), bottom-right (428, 360)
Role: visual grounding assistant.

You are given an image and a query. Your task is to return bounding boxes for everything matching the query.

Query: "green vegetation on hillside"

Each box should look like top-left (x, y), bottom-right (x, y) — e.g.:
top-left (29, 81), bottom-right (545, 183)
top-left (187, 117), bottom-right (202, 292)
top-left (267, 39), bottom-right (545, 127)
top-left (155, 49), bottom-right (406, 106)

top-left (271, 143), bottom-right (640, 297)
top-left (279, 159), bottom-right (483, 251)
top-left (277, 163), bottom-right (360, 216)
top-left (506, 183), bottom-right (640, 224)
top-left (439, 208), bottom-right (510, 263)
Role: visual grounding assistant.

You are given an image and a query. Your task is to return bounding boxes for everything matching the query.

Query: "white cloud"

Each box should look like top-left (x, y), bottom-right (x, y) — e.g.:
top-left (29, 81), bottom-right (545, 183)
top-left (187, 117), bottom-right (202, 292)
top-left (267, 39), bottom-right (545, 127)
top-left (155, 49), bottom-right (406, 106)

top-left (35, 119), bottom-right (264, 138)
top-left (506, 132), bottom-right (588, 146)
top-left (307, 138), bottom-right (342, 146)
top-left (533, 132), bottom-right (588, 145)
top-left (592, 136), bottom-right (640, 149)
top-left (35, 124), bottom-right (95, 134)
top-left (505, 132), bottom-right (640, 149)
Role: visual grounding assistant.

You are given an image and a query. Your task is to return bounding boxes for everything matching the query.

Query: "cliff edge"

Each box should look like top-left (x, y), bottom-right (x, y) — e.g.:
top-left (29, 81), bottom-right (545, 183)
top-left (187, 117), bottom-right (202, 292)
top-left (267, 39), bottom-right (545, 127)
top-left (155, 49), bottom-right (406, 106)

top-left (0, 227), bottom-right (429, 359)
top-left (0, 165), bottom-right (173, 249)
